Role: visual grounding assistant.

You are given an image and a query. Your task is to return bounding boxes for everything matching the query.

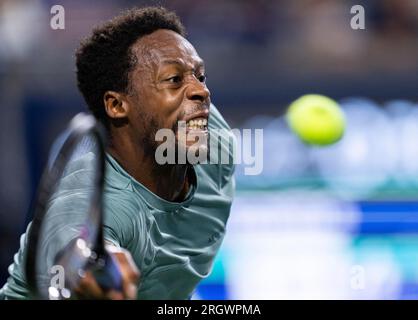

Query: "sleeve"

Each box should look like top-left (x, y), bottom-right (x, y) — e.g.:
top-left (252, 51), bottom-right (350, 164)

top-left (102, 200), bottom-right (127, 248)
top-left (1, 227), bottom-right (32, 300)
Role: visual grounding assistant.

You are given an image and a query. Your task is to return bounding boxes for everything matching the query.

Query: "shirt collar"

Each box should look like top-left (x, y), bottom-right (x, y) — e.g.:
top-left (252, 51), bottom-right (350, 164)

top-left (105, 153), bottom-right (197, 212)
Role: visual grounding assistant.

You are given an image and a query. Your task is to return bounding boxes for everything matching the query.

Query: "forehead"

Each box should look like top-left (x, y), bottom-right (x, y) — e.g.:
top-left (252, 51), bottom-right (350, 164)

top-left (132, 29), bottom-right (202, 68)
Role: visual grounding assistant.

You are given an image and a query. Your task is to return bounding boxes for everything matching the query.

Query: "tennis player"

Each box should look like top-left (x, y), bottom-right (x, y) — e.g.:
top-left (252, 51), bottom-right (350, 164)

top-left (0, 6), bottom-right (235, 299)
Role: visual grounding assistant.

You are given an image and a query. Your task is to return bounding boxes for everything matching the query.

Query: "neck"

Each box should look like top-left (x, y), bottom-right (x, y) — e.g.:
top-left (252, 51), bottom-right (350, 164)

top-left (107, 129), bottom-right (191, 202)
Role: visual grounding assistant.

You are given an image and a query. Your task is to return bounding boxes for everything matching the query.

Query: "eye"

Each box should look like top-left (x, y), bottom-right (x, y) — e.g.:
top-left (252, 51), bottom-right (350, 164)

top-left (197, 74), bottom-right (207, 83)
top-left (167, 75), bottom-right (182, 83)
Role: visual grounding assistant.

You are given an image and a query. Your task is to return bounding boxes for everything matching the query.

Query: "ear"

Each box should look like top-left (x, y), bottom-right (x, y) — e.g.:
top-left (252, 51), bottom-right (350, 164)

top-left (104, 91), bottom-right (129, 119)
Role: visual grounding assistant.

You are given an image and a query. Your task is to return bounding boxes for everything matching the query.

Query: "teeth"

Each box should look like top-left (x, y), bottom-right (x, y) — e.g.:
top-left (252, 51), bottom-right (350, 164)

top-left (186, 117), bottom-right (207, 130)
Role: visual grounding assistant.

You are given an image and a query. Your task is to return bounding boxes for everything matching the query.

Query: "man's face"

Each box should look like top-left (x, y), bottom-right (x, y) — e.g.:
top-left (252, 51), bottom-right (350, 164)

top-left (126, 29), bottom-right (211, 159)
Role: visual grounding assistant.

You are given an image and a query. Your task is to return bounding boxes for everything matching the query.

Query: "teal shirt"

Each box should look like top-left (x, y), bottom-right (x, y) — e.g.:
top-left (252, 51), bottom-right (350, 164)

top-left (0, 105), bottom-right (235, 300)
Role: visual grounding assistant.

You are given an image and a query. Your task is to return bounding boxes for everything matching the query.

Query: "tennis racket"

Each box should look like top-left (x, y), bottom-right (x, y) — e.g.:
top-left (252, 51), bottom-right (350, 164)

top-left (25, 112), bottom-right (122, 299)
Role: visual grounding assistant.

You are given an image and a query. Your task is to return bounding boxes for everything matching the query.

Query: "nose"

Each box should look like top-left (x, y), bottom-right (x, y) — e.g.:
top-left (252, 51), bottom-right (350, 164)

top-left (185, 77), bottom-right (210, 103)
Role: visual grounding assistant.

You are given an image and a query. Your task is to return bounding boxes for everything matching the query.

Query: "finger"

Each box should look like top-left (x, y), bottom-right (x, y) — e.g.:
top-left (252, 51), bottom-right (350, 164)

top-left (113, 249), bottom-right (140, 282)
top-left (111, 250), bottom-right (140, 299)
top-left (106, 245), bottom-right (140, 299)
top-left (117, 255), bottom-right (139, 299)
top-left (106, 290), bottom-right (124, 300)
top-left (75, 271), bottom-right (106, 299)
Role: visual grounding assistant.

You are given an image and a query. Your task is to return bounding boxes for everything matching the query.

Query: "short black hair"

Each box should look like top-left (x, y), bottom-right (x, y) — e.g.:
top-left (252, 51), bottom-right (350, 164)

top-left (75, 6), bottom-right (186, 128)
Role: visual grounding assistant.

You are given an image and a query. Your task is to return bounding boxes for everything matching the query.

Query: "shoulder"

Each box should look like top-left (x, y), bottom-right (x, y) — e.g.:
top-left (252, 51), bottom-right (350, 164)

top-left (102, 154), bottom-right (150, 248)
top-left (102, 182), bottom-right (148, 249)
top-left (208, 104), bottom-right (236, 171)
top-left (208, 103), bottom-right (232, 132)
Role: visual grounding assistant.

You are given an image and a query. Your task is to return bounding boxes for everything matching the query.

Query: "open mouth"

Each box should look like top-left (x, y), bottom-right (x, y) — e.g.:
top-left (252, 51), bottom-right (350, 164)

top-left (186, 117), bottom-right (208, 131)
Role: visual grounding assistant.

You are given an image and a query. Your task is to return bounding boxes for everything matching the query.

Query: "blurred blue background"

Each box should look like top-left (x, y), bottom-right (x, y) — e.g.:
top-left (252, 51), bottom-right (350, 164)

top-left (1, 0), bottom-right (418, 299)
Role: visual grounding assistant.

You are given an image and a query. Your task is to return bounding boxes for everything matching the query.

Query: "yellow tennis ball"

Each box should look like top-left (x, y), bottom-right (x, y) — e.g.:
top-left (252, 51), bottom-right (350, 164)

top-left (286, 94), bottom-right (346, 146)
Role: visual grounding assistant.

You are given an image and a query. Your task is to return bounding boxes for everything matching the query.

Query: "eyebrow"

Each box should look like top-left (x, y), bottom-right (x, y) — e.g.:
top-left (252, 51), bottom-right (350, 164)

top-left (161, 59), bottom-right (205, 71)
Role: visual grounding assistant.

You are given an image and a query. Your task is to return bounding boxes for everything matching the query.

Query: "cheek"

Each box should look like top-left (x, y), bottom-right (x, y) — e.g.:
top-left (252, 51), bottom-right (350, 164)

top-left (134, 80), bottom-right (185, 129)
top-left (157, 92), bottom-right (185, 127)
top-left (162, 91), bottom-right (184, 112)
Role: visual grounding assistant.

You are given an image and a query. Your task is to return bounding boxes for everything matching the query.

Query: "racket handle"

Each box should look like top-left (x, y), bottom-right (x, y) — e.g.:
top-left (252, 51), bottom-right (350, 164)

top-left (91, 251), bottom-right (123, 292)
